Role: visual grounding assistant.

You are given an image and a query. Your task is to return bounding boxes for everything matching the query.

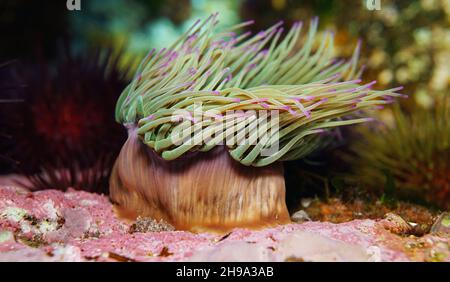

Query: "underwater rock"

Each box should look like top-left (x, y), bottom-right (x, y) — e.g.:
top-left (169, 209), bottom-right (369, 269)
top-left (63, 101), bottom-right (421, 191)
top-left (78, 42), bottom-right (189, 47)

top-left (45, 208), bottom-right (92, 242)
top-left (0, 230), bottom-right (14, 244)
top-left (431, 213), bottom-right (450, 237)
top-left (276, 232), bottom-right (371, 262)
top-left (0, 186), bottom-right (449, 262)
top-left (188, 241), bottom-right (275, 262)
top-left (0, 243), bottom-right (82, 262)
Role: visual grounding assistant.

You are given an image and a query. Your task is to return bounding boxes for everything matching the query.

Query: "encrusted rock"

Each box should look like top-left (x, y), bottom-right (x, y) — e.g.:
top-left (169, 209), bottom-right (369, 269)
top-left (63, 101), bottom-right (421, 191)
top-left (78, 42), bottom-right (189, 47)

top-left (277, 232), bottom-right (372, 262)
top-left (45, 208), bottom-right (92, 242)
top-left (1, 186), bottom-right (449, 262)
top-left (0, 231), bottom-right (14, 244)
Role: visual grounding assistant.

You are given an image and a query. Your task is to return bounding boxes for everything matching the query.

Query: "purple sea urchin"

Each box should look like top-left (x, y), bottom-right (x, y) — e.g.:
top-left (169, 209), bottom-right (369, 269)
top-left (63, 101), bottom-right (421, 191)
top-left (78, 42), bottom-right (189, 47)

top-left (111, 14), bottom-right (403, 232)
top-left (0, 61), bottom-right (23, 173)
top-left (3, 48), bottom-right (128, 193)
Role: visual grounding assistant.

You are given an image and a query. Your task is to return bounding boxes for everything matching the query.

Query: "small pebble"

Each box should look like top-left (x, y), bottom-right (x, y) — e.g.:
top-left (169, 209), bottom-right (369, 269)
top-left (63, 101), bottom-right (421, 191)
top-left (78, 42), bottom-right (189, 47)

top-left (300, 198), bottom-right (313, 208)
top-left (381, 213), bottom-right (412, 235)
top-left (129, 217), bottom-right (175, 233)
top-left (291, 210), bottom-right (312, 223)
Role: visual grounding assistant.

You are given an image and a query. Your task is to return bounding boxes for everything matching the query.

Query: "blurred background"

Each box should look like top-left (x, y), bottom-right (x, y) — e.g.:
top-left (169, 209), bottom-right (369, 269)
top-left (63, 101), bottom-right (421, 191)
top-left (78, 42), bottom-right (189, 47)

top-left (0, 0), bottom-right (449, 210)
top-left (2, 0), bottom-right (448, 107)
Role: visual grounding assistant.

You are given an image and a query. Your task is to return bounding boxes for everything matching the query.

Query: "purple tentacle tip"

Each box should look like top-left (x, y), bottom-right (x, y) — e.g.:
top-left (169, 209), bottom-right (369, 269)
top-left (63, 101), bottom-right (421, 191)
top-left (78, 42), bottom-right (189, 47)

top-left (147, 49), bottom-right (155, 57)
top-left (247, 63), bottom-right (257, 71)
top-left (260, 49), bottom-right (269, 56)
top-left (260, 103), bottom-right (270, 109)
top-left (304, 95), bottom-right (316, 101)
top-left (241, 31), bottom-right (252, 38)
top-left (357, 93), bottom-right (368, 98)
top-left (366, 80), bottom-right (377, 87)
top-left (188, 67), bottom-right (197, 75)
top-left (288, 109), bottom-right (298, 115)
top-left (331, 73), bottom-right (341, 79)
top-left (304, 111), bottom-right (312, 119)
top-left (244, 19), bottom-right (255, 25)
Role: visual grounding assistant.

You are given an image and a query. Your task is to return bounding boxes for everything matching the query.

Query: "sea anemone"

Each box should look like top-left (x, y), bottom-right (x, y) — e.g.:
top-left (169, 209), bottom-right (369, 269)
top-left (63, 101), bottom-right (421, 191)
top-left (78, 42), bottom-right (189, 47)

top-left (3, 47), bottom-right (128, 193)
top-left (111, 14), bottom-right (403, 232)
top-left (348, 98), bottom-right (450, 210)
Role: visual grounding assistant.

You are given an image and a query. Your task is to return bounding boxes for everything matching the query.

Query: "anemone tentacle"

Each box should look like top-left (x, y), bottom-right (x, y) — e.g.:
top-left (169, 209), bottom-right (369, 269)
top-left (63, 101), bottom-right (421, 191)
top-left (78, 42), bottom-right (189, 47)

top-left (116, 13), bottom-right (403, 166)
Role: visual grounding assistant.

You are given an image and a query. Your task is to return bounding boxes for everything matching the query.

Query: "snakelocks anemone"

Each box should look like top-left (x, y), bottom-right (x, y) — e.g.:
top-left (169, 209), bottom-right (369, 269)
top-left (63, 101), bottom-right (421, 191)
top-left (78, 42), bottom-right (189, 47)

top-left (111, 13), bottom-right (404, 232)
top-left (348, 98), bottom-right (449, 210)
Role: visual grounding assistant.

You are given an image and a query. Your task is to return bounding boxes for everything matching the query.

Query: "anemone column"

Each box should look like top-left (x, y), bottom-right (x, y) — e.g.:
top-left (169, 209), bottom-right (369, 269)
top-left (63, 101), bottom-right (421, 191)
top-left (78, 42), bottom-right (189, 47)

top-left (110, 127), bottom-right (289, 233)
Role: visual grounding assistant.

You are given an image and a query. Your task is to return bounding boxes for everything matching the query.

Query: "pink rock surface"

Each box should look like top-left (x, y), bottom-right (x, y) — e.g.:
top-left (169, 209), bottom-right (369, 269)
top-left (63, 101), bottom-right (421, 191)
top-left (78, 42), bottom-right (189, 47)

top-left (0, 186), bottom-right (448, 262)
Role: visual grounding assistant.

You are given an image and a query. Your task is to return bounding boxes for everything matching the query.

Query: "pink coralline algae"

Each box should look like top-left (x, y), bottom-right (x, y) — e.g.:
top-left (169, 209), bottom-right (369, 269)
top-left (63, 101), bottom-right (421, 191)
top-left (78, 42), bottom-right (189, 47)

top-left (0, 186), bottom-right (448, 262)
